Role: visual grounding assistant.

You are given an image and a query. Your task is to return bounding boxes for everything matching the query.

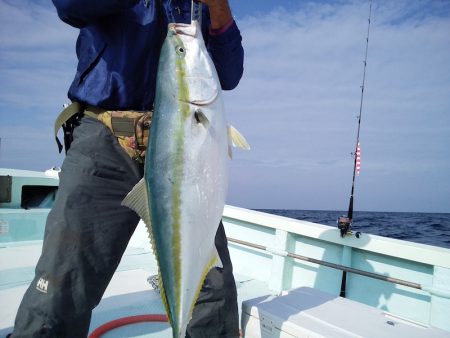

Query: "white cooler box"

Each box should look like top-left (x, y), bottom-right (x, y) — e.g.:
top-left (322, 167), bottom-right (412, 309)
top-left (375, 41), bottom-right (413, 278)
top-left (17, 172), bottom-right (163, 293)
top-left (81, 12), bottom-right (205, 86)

top-left (241, 287), bottom-right (448, 338)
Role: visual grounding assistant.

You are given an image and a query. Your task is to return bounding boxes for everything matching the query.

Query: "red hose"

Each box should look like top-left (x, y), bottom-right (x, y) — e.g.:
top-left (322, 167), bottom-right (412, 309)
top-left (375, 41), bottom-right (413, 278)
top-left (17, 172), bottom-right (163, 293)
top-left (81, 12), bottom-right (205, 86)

top-left (89, 314), bottom-right (168, 338)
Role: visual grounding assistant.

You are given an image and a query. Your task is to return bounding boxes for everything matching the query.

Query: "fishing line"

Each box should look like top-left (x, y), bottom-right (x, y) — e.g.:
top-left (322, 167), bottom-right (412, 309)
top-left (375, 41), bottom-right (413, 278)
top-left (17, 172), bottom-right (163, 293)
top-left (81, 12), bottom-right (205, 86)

top-left (191, 0), bottom-right (202, 24)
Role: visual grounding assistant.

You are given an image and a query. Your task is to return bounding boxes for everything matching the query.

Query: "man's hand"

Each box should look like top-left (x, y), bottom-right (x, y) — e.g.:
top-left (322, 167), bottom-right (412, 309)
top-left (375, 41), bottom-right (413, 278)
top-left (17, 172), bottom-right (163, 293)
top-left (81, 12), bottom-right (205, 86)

top-left (197, 0), bottom-right (232, 30)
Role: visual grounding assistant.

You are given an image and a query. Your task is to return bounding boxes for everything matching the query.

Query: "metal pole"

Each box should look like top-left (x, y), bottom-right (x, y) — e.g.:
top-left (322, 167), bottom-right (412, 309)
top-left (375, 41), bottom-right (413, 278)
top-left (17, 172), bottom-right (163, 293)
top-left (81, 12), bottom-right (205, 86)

top-left (227, 237), bottom-right (423, 291)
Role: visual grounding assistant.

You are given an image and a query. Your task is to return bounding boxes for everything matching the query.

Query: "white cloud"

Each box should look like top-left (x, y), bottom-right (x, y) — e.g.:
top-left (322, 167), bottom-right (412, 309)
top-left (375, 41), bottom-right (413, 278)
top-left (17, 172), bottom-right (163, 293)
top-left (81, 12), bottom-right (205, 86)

top-left (0, 0), bottom-right (449, 212)
top-left (0, 1), bottom-right (78, 113)
top-left (0, 1), bottom-right (76, 48)
top-left (0, 0), bottom-right (78, 168)
top-left (226, 0), bottom-right (450, 212)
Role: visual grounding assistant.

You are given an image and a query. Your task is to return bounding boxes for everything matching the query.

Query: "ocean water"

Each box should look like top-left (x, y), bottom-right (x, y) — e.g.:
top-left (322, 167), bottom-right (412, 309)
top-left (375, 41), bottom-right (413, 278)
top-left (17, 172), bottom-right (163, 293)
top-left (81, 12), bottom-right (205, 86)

top-left (256, 209), bottom-right (450, 249)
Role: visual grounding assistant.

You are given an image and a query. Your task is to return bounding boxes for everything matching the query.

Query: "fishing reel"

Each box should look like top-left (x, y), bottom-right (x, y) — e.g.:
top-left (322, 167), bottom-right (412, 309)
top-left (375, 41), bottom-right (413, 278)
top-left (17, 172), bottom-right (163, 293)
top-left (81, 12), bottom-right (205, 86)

top-left (337, 216), bottom-right (352, 237)
top-left (337, 216), bottom-right (361, 238)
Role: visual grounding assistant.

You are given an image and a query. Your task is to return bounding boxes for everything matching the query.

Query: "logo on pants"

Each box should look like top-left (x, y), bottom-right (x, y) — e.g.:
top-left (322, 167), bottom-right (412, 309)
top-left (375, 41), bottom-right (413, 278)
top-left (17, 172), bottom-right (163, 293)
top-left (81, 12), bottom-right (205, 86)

top-left (36, 277), bottom-right (49, 293)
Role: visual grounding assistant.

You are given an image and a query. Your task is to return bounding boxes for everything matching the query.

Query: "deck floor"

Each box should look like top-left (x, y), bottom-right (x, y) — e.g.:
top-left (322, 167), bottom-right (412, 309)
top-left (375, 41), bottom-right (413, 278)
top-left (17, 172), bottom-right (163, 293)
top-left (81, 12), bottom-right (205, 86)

top-left (0, 223), bottom-right (270, 337)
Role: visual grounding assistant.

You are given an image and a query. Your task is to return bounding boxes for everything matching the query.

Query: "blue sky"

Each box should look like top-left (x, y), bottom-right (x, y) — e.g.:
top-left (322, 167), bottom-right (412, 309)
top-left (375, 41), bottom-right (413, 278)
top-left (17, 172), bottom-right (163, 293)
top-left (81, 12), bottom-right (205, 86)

top-left (1, 0), bottom-right (449, 213)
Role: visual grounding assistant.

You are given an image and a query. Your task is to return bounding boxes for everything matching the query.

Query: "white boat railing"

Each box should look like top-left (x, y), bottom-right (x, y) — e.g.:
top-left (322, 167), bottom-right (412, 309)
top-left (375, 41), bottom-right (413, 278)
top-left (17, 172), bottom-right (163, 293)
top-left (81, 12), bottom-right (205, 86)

top-left (223, 205), bottom-right (450, 332)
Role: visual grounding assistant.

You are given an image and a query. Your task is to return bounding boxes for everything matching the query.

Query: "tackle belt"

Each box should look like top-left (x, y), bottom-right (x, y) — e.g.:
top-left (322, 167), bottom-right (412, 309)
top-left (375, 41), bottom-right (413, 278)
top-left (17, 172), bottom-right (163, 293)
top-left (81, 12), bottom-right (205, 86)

top-left (55, 102), bottom-right (152, 162)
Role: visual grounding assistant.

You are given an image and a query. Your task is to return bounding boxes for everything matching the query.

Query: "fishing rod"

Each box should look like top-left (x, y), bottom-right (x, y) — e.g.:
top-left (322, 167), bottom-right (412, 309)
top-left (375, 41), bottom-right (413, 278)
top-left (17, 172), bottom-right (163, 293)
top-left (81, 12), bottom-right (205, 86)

top-left (338, 0), bottom-right (373, 238)
top-left (337, 0), bottom-right (373, 299)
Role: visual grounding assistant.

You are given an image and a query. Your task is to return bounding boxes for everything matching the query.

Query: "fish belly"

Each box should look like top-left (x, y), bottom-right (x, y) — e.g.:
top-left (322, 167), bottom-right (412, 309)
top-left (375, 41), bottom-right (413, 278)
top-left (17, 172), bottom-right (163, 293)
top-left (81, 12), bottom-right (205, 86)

top-left (147, 96), bottom-right (228, 336)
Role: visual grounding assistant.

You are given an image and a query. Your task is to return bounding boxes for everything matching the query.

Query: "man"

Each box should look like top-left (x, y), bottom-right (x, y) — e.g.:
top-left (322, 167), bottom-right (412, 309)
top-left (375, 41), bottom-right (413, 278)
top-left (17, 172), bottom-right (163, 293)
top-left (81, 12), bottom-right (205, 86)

top-left (11, 0), bottom-right (244, 336)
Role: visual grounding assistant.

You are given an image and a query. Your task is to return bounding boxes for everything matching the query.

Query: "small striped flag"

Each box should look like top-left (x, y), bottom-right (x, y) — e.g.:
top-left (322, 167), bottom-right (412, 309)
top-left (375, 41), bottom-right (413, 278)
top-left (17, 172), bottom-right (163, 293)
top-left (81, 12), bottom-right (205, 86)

top-left (356, 142), bottom-right (361, 176)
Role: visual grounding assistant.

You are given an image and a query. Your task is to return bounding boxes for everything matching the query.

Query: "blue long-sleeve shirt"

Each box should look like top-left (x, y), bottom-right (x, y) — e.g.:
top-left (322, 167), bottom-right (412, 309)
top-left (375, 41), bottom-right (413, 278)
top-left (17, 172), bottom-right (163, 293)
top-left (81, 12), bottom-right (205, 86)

top-left (52, 0), bottom-right (244, 111)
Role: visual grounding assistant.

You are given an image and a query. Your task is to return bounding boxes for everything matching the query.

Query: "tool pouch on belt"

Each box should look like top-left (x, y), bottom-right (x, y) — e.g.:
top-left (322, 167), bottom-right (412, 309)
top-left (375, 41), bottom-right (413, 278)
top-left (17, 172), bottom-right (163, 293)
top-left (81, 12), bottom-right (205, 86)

top-left (93, 110), bottom-right (152, 163)
top-left (55, 102), bottom-right (152, 162)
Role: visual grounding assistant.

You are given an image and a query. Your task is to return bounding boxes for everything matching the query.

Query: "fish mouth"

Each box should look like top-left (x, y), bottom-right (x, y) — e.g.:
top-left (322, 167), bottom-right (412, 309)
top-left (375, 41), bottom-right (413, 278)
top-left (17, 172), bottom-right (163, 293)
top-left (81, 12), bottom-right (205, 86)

top-left (168, 22), bottom-right (197, 37)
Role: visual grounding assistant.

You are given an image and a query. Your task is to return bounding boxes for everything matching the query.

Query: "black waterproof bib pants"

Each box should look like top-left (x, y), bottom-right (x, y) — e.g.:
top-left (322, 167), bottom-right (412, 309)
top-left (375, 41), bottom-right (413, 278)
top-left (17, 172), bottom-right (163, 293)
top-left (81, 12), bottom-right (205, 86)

top-left (12, 117), bottom-right (239, 338)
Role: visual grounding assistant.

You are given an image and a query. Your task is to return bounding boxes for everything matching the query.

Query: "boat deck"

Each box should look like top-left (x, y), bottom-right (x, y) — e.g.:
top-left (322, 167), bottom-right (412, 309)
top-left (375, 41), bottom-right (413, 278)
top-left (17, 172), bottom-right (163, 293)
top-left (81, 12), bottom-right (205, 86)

top-left (0, 222), bottom-right (269, 337)
top-left (3, 223), bottom-right (449, 338)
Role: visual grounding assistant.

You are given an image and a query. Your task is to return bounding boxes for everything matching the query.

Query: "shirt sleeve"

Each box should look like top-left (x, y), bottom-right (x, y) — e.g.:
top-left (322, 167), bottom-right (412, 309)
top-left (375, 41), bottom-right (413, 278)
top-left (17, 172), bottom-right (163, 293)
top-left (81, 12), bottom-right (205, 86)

top-left (207, 20), bottom-right (244, 91)
top-left (52, 0), bottom-right (139, 28)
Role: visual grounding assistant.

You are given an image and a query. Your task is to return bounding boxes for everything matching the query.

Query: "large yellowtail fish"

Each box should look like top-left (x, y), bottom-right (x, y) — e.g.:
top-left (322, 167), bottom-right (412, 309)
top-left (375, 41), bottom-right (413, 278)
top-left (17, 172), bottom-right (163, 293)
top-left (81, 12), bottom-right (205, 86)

top-left (122, 20), bottom-right (249, 337)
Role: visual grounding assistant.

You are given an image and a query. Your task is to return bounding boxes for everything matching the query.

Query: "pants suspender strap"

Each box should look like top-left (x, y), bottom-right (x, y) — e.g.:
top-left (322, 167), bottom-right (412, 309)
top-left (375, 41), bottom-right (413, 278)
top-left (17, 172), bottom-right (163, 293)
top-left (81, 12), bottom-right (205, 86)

top-left (54, 102), bottom-right (83, 153)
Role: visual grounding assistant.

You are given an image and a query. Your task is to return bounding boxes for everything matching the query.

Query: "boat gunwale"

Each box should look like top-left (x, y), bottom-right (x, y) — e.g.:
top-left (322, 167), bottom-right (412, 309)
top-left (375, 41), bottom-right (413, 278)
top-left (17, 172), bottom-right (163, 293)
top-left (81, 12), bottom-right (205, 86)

top-left (223, 205), bottom-right (450, 269)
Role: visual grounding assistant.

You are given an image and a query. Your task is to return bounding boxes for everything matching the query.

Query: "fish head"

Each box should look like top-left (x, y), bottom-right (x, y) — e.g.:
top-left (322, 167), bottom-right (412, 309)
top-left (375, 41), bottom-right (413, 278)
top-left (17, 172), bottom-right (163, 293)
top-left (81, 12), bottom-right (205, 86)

top-left (158, 21), bottom-right (220, 113)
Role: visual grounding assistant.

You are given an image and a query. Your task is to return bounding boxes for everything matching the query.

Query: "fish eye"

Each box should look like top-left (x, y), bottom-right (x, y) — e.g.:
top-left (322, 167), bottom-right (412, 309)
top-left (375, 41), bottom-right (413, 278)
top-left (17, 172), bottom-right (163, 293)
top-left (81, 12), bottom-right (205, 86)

top-left (175, 45), bottom-right (186, 57)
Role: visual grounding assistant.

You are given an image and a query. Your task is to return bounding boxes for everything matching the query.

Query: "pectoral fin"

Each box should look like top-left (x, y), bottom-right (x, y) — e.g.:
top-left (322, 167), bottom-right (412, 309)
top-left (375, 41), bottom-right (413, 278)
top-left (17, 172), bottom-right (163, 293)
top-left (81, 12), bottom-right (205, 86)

top-left (194, 109), bottom-right (210, 128)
